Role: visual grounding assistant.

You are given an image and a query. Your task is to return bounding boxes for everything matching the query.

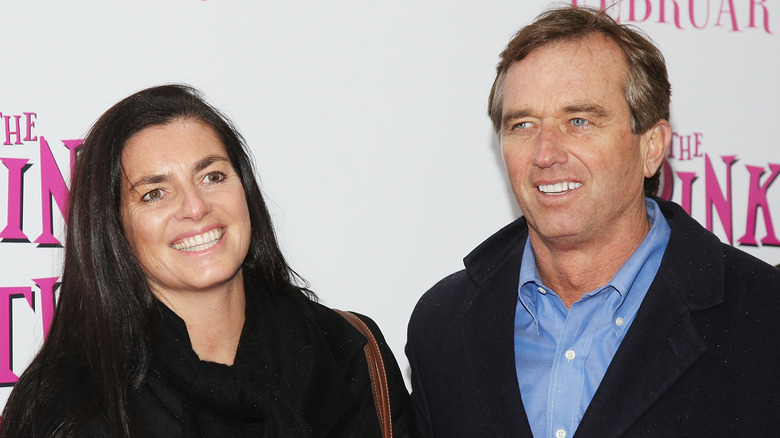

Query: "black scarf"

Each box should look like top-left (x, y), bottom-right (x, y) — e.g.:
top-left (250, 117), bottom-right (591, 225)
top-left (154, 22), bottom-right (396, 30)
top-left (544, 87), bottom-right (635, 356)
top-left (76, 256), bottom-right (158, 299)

top-left (134, 286), bottom-right (312, 437)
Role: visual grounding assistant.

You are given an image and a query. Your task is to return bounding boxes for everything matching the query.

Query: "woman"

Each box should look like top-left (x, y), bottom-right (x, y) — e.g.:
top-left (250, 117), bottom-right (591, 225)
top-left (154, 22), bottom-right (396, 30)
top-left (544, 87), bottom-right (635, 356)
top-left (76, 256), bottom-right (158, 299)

top-left (0, 84), bottom-right (419, 437)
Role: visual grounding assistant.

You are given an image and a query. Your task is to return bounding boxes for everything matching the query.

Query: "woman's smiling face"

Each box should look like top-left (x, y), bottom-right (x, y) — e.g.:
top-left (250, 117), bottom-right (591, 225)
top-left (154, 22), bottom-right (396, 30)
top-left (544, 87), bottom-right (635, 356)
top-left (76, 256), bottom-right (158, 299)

top-left (120, 118), bottom-right (251, 301)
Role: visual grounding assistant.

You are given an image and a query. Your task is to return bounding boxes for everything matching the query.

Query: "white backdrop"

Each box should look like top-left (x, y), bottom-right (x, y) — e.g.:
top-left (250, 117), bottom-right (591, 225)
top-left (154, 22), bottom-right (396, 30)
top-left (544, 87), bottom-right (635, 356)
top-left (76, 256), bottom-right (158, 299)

top-left (1, 0), bottom-right (778, 410)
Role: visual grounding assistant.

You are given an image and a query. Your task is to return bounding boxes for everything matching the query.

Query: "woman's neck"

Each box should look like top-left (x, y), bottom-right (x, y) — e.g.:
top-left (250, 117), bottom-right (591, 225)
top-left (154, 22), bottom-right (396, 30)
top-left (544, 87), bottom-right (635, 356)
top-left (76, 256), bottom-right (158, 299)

top-left (153, 276), bottom-right (247, 365)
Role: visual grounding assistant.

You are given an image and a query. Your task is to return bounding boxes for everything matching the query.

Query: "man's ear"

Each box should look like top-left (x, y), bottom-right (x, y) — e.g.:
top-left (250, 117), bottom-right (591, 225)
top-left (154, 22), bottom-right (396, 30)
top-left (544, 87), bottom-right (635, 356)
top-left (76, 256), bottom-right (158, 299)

top-left (641, 119), bottom-right (672, 178)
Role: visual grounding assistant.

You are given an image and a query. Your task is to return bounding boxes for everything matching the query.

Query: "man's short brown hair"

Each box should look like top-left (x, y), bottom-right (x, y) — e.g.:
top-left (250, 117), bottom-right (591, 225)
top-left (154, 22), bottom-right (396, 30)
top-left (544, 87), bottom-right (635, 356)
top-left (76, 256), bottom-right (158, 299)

top-left (488, 6), bottom-right (671, 196)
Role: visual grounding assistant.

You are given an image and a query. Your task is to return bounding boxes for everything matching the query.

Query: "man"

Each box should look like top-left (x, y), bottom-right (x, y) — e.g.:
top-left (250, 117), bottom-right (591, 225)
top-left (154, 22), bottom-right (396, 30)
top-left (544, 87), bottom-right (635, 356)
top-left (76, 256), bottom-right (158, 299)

top-left (406, 6), bottom-right (780, 438)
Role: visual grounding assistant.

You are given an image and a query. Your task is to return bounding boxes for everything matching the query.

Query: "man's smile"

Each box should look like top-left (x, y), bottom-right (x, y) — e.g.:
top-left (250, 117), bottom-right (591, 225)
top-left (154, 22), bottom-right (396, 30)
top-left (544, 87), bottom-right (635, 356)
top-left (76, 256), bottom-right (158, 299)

top-left (537, 181), bottom-right (582, 195)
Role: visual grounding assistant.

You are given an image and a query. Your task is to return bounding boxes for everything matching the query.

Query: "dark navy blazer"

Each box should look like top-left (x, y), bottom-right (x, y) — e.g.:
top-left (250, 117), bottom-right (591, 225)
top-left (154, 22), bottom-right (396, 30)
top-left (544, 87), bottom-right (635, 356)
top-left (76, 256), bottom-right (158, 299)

top-left (407, 199), bottom-right (780, 437)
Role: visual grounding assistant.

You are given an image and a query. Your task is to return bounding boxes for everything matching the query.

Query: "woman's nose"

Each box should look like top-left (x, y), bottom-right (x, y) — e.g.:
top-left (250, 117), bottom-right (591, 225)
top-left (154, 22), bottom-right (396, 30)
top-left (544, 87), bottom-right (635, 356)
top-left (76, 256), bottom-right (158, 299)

top-left (174, 186), bottom-right (211, 221)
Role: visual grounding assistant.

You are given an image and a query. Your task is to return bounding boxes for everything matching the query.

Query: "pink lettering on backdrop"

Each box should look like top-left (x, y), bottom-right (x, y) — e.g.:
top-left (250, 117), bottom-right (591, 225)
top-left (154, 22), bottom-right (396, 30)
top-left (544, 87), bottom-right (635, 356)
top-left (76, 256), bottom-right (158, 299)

top-left (750, 0), bottom-right (773, 33)
top-left (571, 0), bottom-right (612, 8)
top-left (570, 0), bottom-right (772, 32)
top-left (0, 112), bottom-right (37, 145)
top-left (33, 137), bottom-right (81, 246)
top-left (705, 154), bottom-right (737, 244)
top-left (33, 277), bottom-right (59, 338)
top-left (738, 164), bottom-right (780, 246)
top-left (715, 0), bottom-right (739, 31)
top-left (61, 139), bottom-right (81, 173)
top-left (0, 287), bottom-right (33, 385)
top-left (676, 171), bottom-right (698, 214)
top-left (3, 114), bottom-right (23, 146)
top-left (630, 0), bottom-right (653, 21)
top-left (658, 0), bottom-right (685, 28)
top-left (659, 159), bottom-right (675, 200)
top-left (23, 113), bottom-right (37, 142)
top-left (670, 132), bottom-right (704, 160)
top-left (689, 0), bottom-right (711, 29)
top-left (0, 158), bottom-right (32, 241)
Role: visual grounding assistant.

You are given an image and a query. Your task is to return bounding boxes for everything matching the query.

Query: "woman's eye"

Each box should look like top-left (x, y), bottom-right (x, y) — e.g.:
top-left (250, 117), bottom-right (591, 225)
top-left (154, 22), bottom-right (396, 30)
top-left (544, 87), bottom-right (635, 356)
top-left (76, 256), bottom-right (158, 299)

top-left (141, 189), bottom-right (164, 203)
top-left (571, 118), bottom-right (589, 127)
top-left (203, 171), bottom-right (226, 184)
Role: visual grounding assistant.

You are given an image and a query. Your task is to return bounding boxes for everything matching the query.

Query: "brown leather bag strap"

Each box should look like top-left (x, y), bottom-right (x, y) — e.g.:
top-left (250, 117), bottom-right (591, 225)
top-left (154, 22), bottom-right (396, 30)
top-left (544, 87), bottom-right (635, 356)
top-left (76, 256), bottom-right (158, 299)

top-left (334, 309), bottom-right (392, 438)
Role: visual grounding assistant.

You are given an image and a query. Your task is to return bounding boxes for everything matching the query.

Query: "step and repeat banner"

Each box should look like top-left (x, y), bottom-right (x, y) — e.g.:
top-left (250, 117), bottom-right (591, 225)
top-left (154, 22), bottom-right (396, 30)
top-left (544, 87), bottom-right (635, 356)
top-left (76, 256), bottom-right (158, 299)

top-left (0, 0), bottom-right (777, 409)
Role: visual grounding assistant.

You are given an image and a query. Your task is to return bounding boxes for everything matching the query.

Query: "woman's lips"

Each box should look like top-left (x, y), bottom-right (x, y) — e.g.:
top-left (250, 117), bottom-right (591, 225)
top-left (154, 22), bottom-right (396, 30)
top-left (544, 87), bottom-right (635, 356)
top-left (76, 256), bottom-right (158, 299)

top-left (170, 228), bottom-right (224, 252)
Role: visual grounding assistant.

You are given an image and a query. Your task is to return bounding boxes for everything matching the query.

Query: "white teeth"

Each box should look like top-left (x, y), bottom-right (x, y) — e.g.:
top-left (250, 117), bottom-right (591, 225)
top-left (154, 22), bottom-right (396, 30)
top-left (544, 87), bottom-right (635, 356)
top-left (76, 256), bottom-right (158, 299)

top-left (538, 181), bottom-right (582, 194)
top-left (171, 228), bottom-right (224, 252)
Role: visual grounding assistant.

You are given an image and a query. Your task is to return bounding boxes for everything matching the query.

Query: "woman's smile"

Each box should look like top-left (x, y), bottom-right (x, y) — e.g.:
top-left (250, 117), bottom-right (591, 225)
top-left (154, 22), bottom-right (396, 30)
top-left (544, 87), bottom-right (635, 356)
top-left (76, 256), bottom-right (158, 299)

top-left (120, 118), bottom-right (252, 298)
top-left (171, 227), bottom-right (225, 252)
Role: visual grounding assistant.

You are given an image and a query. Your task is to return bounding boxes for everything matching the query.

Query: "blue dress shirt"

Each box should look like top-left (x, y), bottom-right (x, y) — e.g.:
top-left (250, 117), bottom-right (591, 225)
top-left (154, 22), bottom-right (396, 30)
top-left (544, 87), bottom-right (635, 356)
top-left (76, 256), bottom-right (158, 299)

top-left (514, 198), bottom-right (671, 438)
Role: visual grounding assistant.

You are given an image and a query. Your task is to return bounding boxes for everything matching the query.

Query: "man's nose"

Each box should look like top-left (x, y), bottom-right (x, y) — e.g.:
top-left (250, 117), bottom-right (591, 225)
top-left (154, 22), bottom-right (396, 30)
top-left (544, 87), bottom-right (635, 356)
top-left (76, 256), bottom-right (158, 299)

top-left (532, 124), bottom-right (568, 168)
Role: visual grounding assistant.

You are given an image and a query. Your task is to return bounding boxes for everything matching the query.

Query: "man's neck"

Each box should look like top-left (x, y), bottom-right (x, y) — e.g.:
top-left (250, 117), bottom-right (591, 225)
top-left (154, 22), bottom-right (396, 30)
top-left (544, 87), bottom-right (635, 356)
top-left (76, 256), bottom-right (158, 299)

top-left (530, 217), bottom-right (652, 309)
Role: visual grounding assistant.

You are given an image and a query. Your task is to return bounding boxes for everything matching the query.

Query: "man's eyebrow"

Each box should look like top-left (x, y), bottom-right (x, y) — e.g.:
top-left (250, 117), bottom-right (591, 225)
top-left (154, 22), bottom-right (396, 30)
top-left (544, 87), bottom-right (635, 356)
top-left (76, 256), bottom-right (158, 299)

top-left (502, 109), bottom-right (532, 128)
top-left (562, 103), bottom-right (610, 119)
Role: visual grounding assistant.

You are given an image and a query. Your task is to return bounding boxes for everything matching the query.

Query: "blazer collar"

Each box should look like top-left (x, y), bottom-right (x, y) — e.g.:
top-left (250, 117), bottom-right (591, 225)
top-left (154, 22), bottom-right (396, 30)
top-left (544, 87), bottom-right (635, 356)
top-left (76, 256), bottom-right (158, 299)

top-left (459, 199), bottom-right (725, 437)
top-left (577, 199), bottom-right (725, 436)
top-left (461, 217), bottom-right (534, 437)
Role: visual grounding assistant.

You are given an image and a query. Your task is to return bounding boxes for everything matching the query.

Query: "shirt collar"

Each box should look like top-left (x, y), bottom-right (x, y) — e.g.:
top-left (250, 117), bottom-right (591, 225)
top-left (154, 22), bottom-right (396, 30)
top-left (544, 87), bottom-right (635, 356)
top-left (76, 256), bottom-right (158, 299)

top-left (517, 198), bottom-right (671, 333)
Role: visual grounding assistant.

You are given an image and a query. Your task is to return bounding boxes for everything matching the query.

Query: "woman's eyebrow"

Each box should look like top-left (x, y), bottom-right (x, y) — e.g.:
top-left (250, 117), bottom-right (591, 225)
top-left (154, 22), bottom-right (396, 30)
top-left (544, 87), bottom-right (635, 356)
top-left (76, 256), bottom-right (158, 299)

top-left (126, 155), bottom-right (230, 191)
top-left (193, 155), bottom-right (230, 173)
top-left (129, 173), bottom-right (171, 190)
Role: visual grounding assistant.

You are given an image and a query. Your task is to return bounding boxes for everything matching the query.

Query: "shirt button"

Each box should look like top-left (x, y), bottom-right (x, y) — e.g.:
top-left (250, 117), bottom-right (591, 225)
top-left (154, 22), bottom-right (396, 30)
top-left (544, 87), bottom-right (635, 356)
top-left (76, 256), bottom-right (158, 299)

top-left (556, 428), bottom-right (567, 438)
top-left (616, 317), bottom-right (625, 326)
top-left (537, 286), bottom-right (547, 295)
top-left (565, 349), bottom-right (575, 360)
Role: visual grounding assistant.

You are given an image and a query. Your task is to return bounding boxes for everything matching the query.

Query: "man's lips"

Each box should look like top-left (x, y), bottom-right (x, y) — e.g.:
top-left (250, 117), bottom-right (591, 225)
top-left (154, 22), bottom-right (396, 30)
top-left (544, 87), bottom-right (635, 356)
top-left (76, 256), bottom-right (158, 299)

top-left (537, 181), bottom-right (582, 195)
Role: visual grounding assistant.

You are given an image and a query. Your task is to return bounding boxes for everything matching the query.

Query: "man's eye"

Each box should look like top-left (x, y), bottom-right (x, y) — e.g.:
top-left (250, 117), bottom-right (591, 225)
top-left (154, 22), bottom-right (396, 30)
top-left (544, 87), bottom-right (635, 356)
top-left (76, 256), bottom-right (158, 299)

top-left (142, 189), bottom-right (164, 203)
top-left (514, 121), bottom-right (532, 130)
top-left (571, 118), bottom-right (589, 127)
top-left (202, 171), bottom-right (226, 184)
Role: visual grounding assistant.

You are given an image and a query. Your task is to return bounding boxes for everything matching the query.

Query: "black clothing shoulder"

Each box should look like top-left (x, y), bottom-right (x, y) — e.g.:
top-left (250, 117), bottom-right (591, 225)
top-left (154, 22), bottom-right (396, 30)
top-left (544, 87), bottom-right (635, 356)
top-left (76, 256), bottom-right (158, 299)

top-left (131, 284), bottom-right (420, 437)
top-left (407, 199), bottom-right (780, 437)
top-left (3, 285), bottom-right (419, 438)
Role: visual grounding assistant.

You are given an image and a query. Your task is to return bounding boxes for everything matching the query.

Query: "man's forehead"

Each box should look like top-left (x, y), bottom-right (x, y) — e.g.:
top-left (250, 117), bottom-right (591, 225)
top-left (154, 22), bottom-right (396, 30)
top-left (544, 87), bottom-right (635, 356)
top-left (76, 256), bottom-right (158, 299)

top-left (499, 35), bottom-right (633, 126)
top-left (511, 33), bottom-right (626, 70)
top-left (503, 35), bottom-right (629, 99)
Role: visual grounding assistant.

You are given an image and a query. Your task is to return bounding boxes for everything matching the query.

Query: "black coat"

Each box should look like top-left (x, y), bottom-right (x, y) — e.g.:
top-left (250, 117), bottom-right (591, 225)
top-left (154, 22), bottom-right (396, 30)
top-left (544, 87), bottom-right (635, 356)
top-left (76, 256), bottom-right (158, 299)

top-left (406, 199), bottom-right (780, 437)
top-left (133, 284), bottom-right (420, 437)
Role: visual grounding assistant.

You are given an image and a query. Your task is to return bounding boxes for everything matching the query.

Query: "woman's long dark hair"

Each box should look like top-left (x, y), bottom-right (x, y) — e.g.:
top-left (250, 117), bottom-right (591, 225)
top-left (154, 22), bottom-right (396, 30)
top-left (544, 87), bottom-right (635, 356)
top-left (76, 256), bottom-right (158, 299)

top-left (0, 84), bottom-right (309, 437)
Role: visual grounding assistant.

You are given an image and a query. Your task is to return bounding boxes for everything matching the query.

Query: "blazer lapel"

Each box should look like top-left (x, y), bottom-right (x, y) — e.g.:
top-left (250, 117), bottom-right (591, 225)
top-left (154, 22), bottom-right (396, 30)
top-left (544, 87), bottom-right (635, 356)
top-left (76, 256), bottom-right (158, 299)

top-left (460, 219), bottom-right (534, 437)
top-left (575, 267), bottom-right (708, 436)
top-left (454, 200), bottom-right (721, 437)
top-left (576, 201), bottom-right (724, 437)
